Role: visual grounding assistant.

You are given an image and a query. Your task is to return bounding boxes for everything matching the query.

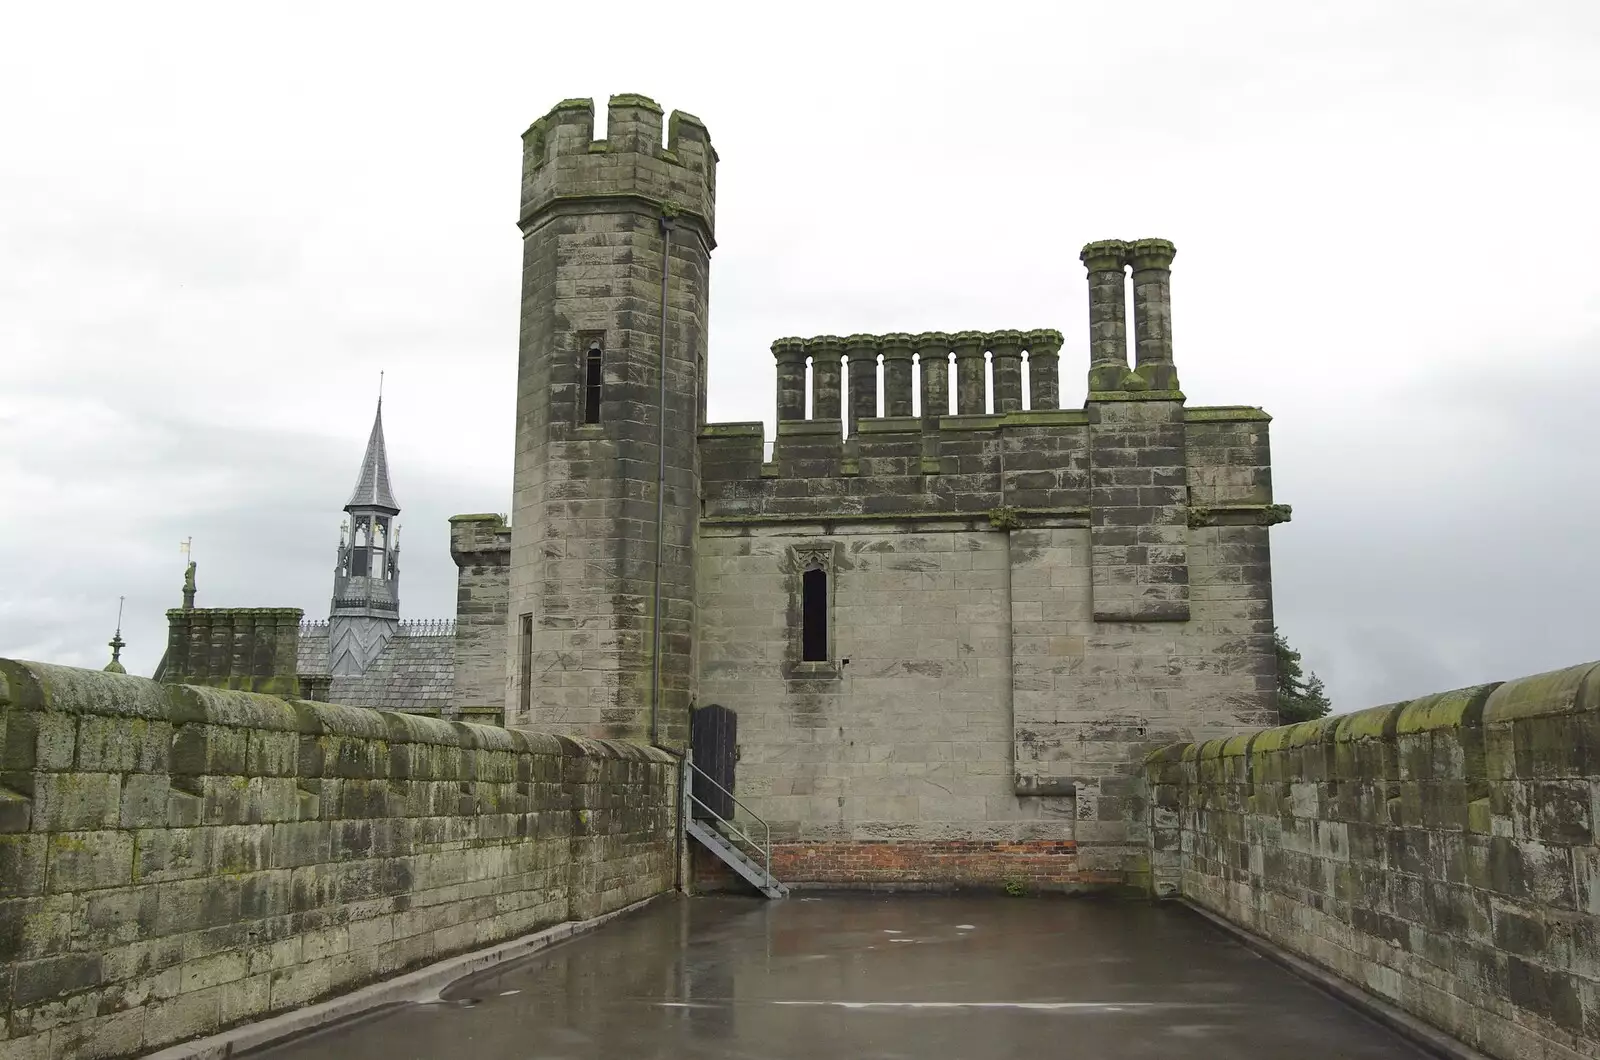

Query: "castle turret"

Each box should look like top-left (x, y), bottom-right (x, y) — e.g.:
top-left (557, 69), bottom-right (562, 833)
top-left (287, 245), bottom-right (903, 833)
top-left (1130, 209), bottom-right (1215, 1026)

top-left (508, 94), bottom-right (716, 747)
top-left (329, 398), bottom-right (401, 675)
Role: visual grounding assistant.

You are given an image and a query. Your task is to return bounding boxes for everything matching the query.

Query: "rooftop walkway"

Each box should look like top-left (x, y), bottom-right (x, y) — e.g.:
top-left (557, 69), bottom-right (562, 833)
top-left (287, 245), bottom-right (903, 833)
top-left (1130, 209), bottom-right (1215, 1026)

top-left (257, 894), bottom-right (1430, 1059)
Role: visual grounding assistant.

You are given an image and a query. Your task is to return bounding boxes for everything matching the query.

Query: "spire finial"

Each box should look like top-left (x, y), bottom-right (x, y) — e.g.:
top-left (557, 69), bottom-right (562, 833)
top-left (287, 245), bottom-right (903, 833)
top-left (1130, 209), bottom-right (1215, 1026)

top-left (105, 595), bottom-right (127, 673)
top-left (378, 370), bottom-right (384, 406)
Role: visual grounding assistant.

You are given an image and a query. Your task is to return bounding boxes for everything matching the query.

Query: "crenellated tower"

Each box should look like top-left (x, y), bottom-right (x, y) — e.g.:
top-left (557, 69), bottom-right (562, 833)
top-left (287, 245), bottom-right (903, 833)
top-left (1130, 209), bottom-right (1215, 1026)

top-left (507, 94), bottom-right (716, 747)
top-left (329, 398), bottom-right (402, 675)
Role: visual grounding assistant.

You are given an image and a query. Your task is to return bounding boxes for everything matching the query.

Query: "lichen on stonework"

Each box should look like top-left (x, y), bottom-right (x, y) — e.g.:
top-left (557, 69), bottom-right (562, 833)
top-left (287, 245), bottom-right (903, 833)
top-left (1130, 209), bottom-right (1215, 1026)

top-left (608, 93), bottom-right (663, 113)
top-left (1262, 503), bottom-right (1292, 526)
top-left (988, 505), bottom-right (1023, 531)
top-left (1187, 505), bottom-right (1215, 529)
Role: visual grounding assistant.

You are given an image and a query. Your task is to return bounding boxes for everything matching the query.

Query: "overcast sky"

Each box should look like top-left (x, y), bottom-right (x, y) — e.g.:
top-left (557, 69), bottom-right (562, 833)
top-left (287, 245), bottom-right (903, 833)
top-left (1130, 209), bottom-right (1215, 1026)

top-left (2, 1), bottom-right (1596, 714)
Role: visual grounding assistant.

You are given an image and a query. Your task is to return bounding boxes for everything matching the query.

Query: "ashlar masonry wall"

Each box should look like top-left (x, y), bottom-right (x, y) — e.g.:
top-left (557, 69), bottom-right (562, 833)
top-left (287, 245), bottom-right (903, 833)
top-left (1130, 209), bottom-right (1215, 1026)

top-left (0, 658), bottom-right (676, 1060)
top-left (696, 396), bottom-right (1281, 889)
top-left (1145, 661), bottom-right (1600, 1060)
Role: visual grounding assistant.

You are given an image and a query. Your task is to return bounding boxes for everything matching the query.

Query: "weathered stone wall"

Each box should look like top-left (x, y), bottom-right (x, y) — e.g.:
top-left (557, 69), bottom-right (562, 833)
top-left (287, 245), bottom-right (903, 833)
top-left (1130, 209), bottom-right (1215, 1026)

top-left (0, 658), bottom-right (676, 1059)
top-left (1145, 661), bottom-right (1600, 1060)
top-left (694, 400), bottom-right (1277, 886)
top-left (449, 513), bottom-right (511, 713)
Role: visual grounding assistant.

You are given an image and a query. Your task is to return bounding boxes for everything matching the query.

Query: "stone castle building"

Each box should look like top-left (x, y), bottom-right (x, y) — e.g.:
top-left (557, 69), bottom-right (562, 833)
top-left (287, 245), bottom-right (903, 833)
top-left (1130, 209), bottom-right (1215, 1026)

top-left (159, 92), bottom-right (1288, 881)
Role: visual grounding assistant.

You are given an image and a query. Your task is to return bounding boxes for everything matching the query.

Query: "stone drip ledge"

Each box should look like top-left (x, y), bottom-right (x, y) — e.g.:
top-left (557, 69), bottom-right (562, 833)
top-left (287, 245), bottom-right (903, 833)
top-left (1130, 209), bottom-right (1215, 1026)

top-left (1180, 901), bottom-right (1494, 1060)
top-left (141, 894), bottom-right (666, 1060)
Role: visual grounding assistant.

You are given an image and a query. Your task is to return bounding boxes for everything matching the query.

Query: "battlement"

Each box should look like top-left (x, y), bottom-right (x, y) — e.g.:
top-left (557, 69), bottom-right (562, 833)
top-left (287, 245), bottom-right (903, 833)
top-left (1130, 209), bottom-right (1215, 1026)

top-left (769, 328), bottom-right (1064, 428)
top-left (519, 93), bottom-right (717, 239)
top-left (449, 511), bottom-right (511, 565)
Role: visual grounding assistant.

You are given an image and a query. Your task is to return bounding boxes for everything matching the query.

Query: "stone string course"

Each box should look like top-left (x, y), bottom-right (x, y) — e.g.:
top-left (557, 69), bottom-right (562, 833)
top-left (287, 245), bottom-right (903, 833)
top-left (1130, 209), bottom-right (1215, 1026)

top-left (1144, 660), bottom-right (1600, 1060)
top-left (0, 658), bottom-right (676, 1060)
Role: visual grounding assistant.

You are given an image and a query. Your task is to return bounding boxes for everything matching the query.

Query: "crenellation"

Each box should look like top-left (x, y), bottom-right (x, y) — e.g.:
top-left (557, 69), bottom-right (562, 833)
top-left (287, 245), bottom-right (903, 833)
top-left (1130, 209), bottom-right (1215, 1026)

top-left (843, 334), bottom-right (880, 436)
top-left (879, 333), bottom-right (915, 417)
top-left (987, 329), bottom-right (1026, 413)
top-left (952, 330), bottom-right (988, 415)
top-left (1026, 328), bottom-right (1063, 410)
top-left (806, 335), bottom-right (844, 420)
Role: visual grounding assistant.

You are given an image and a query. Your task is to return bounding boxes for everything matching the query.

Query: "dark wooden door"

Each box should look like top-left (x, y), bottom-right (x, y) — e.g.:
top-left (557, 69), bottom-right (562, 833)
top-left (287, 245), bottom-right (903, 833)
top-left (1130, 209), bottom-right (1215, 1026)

top-left (690, 704), bottom-right (737, 820)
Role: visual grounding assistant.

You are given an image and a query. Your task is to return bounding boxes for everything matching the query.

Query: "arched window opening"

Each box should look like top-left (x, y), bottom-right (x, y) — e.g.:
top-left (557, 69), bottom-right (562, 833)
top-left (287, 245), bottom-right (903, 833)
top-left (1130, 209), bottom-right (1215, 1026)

top-left (584, 341), bottom-right (603, 424)
top-left (801, 567), bottom-right (828, 662)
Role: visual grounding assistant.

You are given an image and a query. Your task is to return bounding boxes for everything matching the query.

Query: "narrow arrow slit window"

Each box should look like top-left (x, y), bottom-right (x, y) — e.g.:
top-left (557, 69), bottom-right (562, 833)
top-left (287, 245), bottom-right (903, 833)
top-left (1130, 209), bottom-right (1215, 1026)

top-left (583, 340), bottom-right (603, 424)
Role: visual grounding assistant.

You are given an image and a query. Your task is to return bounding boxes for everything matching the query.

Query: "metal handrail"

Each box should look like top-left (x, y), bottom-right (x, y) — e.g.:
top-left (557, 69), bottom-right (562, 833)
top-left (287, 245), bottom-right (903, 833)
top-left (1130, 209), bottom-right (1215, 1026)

top-left (687, 760), bottom-right (772, 879)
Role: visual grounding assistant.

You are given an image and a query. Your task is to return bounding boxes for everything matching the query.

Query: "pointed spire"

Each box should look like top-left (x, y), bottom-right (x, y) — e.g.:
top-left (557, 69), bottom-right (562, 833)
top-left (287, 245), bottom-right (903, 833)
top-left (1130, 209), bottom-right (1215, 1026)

top-left (104, 596), bottom-right (127, 673)
top-left (345, 396), bottom-right (399, 513)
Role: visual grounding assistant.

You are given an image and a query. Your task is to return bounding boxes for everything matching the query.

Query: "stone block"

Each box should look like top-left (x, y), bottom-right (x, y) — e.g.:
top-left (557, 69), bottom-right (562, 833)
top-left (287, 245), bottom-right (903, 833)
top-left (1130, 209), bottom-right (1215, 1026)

top-left (46, 831), bottom-right (134, 892)
top-left (32, 773), bottom-right (120, 832)
top-left (0, 833), bottom-right (47, 897)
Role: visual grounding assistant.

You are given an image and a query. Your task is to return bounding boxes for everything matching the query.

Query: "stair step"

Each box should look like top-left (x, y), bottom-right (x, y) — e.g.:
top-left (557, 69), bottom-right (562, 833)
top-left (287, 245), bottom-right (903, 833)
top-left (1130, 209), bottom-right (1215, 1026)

top-left (687, 818), bottom-right (787, 900)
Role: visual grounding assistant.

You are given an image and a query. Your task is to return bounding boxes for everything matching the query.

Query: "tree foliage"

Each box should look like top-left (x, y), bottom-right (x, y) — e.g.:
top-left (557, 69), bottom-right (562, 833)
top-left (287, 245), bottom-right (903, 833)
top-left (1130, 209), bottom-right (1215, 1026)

top-left (1275, 627), bottom-right (1332, 724)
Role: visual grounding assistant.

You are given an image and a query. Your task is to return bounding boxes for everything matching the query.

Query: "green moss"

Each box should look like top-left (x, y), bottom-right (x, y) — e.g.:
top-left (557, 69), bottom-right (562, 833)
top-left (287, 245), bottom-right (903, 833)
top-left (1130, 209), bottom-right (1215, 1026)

top-left (608, 93), bottom-right (663, 113)
top-left (1087, 389), bottom-right (1187, 402)
top-left (1394, 684), bottom-right (1497, 735)
top-left (1263, 503), bottom-right (1292, 525)
top-left (1001, 409), bottom-right (1089, 427)
top-left (698, 422), bottom-right (765, 438)
top-left (987, 506), bottom-right (1023, 531)
top-left (1185, 406), bottom-right (1272, 423)
top-left (448, 513), bottom-right (506, 523)
top-left (1334, 702), bottom-right (1404, 743)
top-left (1483, 662), bottom-right (1600, 722)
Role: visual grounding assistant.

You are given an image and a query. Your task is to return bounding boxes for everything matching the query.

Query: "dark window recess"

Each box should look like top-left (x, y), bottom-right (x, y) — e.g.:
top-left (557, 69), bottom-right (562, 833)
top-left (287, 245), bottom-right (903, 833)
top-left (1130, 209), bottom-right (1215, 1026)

top-left (350, 547), bottom-right (369, 577)
top-left (583, 343), bottom-right (603, 423)
top-left (801, 567), bottom-right (828, 662)
top-left (518, 613), bottom-right (534, 711)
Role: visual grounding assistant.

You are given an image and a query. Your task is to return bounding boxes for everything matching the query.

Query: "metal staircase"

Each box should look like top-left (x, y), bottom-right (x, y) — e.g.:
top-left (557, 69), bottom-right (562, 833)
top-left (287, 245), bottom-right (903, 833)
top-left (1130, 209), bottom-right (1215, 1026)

top-left (685, 760), bottom-right (788, 899)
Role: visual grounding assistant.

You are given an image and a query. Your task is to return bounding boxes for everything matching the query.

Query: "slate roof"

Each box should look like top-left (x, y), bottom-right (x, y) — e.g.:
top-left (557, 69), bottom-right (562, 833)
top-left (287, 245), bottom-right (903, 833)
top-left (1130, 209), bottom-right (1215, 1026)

top-left (297, 621), bottom-right (453, 714)
top-left (346, 399), bottom-right (399, 513)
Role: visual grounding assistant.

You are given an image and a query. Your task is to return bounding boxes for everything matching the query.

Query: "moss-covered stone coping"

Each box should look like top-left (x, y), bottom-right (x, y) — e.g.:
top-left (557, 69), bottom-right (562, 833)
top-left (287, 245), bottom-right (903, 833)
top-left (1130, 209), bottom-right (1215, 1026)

top-left (776, 419), bottom-right (844, 437)
top-left (1080, 239), bottom-right (1130, 271)
top-left (843, 335), bottom-right (881, 356)
top-left (448, 512), bottom-right (507, 524)
top-left (1185, 406), bottom-right (1272, 423)
top-left (699, 422), bottom-right (765, 438)
top-left (0, 658), bottom-right (673, 763)
top-left (1087, 389), bottom-right (1187, 402)
top-left (771, 337), bottom-right (808, 360)
top-left (1482, 661), bottom-right (1600, 723)
top-left (804, 336), bottom-right (845, 357)
top-left (939, 414), bottom-right (1005, 431)
top-left (950, 330), bottom-right (986, 353)
top-left (856, 416), bottom-right (922, 434)
top-left (1333, 701), bottom-right (1406, 742)
top-left (879, 333), bottom-right (914, 358)
top-left (1394, 684), bottom-right (1499, 735)
top-left (1127, 237), bottom-right (1177, 271)
top-left (778, 331), bottom-right (1063, 355)
top-left (986, 329), bottom-right (1026, 351)
top-left (165, 607), bottom-right (303, 620)
top-left (608, 92), bottom-right (663, 113)
top-left (1003, 409), bottom-right (1089, 427)
top-left (1026, 328), bottom-right (1064, 355)
top-left (1188, 503), bottom-right (1292, 529)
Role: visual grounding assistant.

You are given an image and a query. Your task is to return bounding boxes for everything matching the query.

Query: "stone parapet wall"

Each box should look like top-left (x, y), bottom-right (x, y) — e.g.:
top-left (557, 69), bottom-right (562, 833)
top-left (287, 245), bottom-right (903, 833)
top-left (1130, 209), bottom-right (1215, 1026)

top-left (1144, 661), bottom-right (1600, 1060)
top-left (0, 658), bottom-right (676, 1060)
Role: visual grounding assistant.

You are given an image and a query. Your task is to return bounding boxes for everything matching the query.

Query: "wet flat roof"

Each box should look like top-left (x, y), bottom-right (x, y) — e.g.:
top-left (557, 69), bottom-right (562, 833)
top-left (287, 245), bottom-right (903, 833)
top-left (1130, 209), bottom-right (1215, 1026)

top-left (256, 893), bottom-right (1429, 1059)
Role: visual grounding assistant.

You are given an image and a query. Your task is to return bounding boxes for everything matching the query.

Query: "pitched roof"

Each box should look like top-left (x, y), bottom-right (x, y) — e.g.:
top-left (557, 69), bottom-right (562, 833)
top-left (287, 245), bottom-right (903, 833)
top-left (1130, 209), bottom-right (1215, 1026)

top-left (345, 399), bottom-right (399, 513)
